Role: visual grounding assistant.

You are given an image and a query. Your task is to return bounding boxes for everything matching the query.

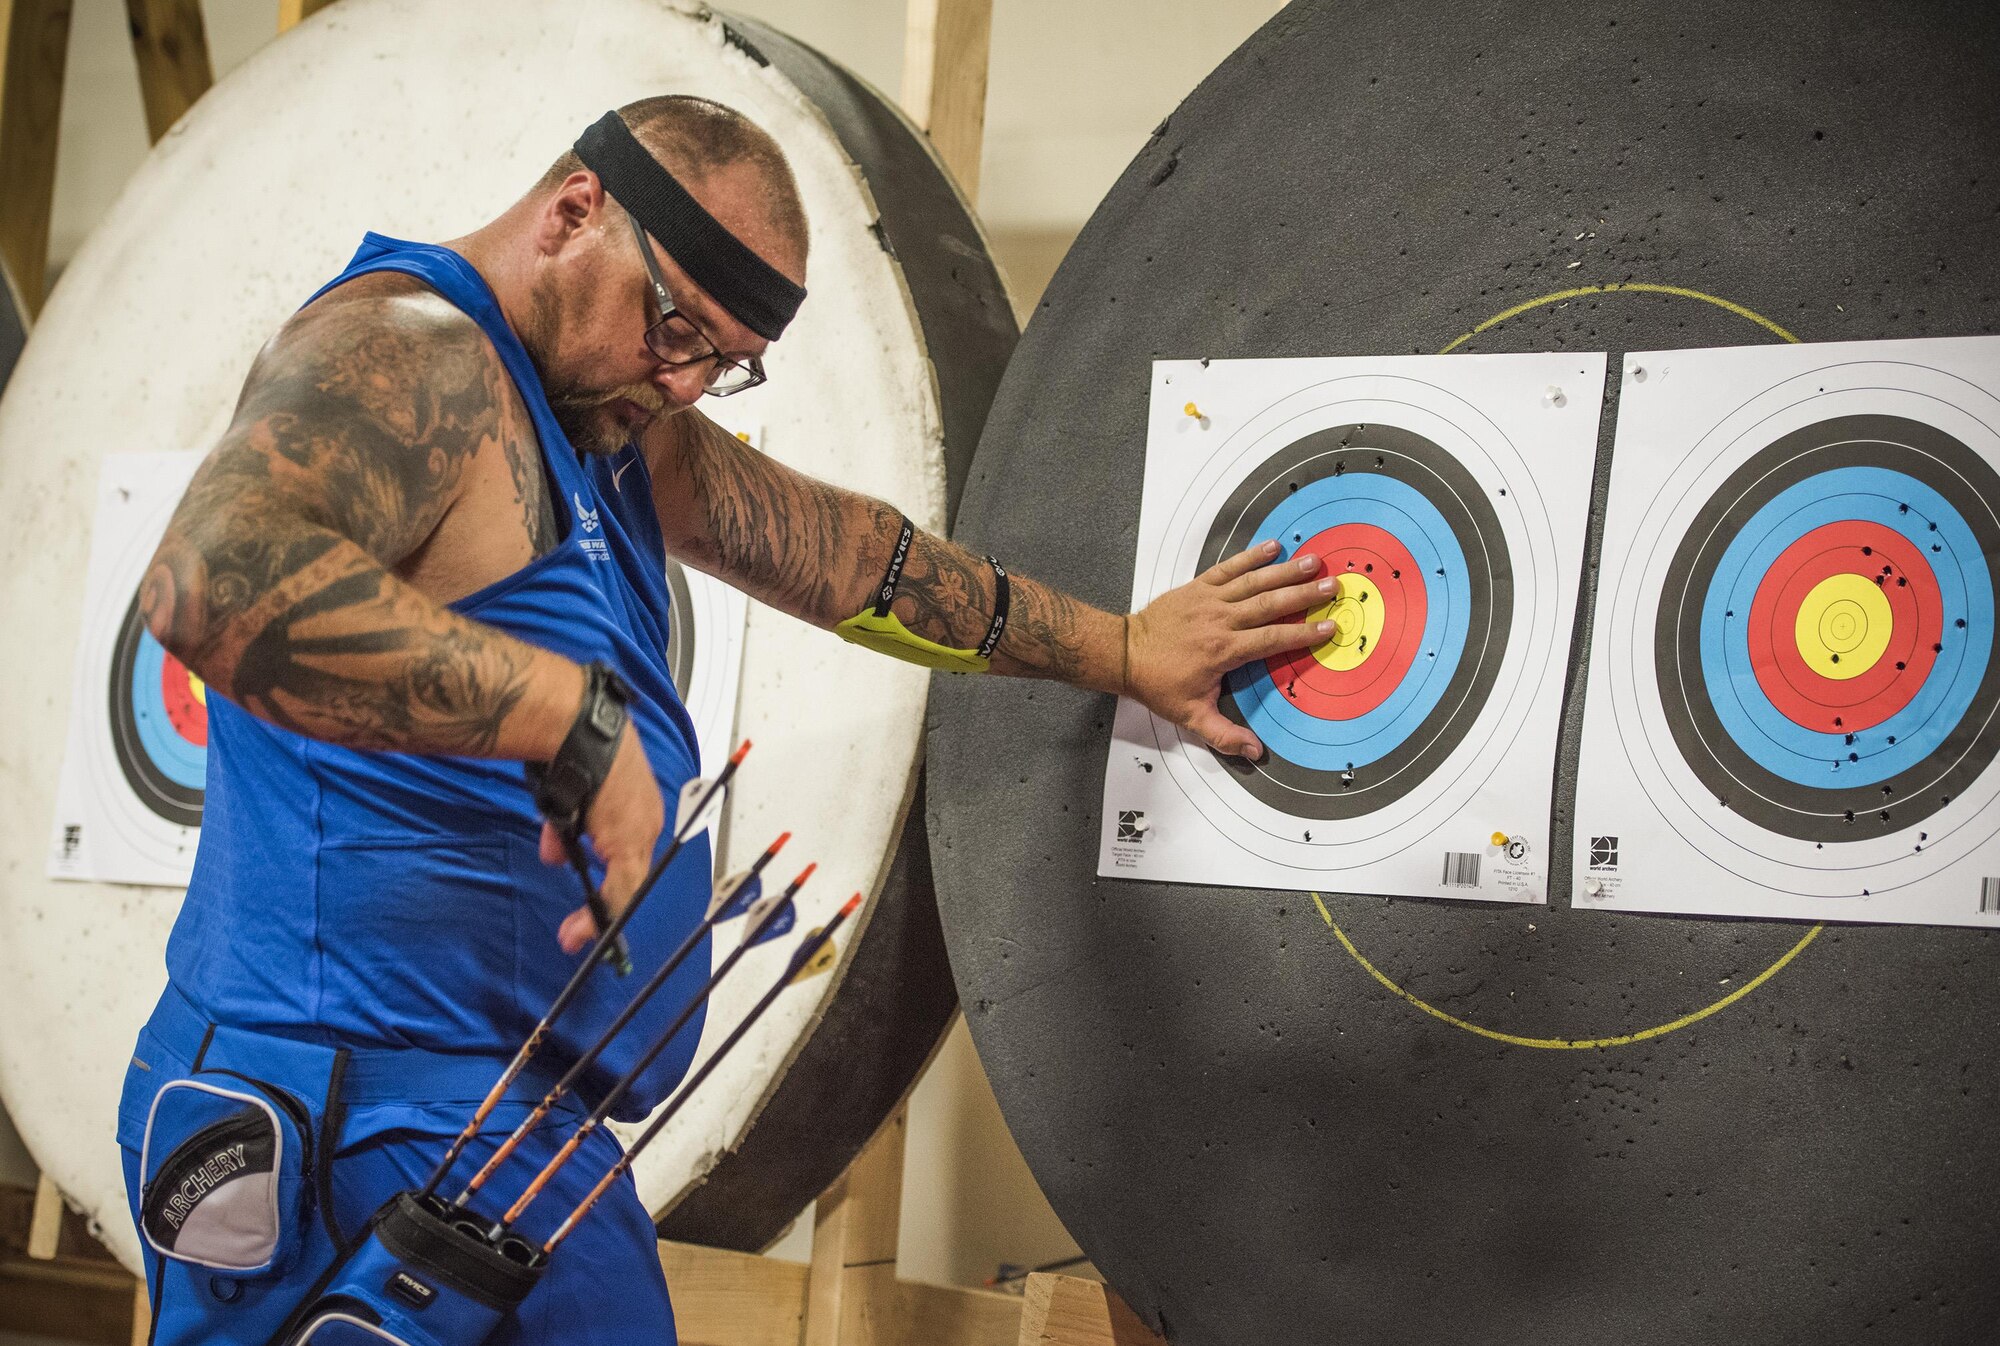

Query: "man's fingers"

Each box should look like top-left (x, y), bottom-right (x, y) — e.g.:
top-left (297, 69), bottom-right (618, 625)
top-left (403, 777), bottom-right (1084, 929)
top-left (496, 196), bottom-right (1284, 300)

top-left (1243, 617), bottom-right (1334, 661)
top-left (1187, 703), bottom-right (1264, 762)
top-left (1199, 539), bottom-right (1282, 587)
top-left (599, 852), bottom-right (648, 917)
top-left (1236, 575), bottom-right (1338, 627)
top-left (1219, 549), bottom-right (1321, 601)
top-left (558, 907), bottom-right (596, 955)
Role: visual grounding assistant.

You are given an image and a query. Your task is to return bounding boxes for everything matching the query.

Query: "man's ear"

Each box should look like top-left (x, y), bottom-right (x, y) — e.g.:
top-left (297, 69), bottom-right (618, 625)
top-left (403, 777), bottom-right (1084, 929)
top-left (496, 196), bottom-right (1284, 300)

top-left (536, 170), bottom-right (604, 256)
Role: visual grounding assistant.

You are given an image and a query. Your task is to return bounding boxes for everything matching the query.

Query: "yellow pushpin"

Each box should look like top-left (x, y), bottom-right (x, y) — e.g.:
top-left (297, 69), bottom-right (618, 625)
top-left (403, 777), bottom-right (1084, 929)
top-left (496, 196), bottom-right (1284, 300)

top-left (735, 431), bottom-right (751, 442)
top-left (1490, 831), bottom-right (1509, 847)
top-left (1184, 401), bottom-right (1202, 419)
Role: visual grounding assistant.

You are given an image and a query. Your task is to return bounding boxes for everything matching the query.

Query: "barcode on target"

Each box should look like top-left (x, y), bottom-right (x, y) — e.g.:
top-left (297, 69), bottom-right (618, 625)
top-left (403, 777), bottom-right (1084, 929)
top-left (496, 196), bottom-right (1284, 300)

top-left (1441, 852), bottom-right (1482, 889)
top-left (1981, 878), bottom-right (2000, 915)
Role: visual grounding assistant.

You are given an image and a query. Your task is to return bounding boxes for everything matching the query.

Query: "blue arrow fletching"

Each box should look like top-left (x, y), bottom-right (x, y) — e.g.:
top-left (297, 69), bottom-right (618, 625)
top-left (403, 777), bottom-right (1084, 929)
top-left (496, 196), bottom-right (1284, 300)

top-left (748, 902), bottom-right (797, 947)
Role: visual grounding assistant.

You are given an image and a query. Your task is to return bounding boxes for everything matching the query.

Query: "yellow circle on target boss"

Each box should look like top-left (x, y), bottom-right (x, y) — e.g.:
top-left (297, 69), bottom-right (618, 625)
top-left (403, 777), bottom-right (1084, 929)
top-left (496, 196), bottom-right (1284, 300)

top-left (1307, 573), bottom-right (1384, 671)
top-left (1795, 573), bottom-right (1891, 680)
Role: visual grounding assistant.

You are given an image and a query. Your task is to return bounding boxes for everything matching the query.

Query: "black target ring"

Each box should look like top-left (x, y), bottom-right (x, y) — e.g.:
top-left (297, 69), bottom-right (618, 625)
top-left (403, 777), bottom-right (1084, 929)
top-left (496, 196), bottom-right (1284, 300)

top-left (1657, 414), bottom-right (2000, 844)
top-left (1198, 422), bottom-right (1515, 819)
top-left (662, 558), bottom-right (697, 697)
top-left (107, 590), bottom-right (205, 829)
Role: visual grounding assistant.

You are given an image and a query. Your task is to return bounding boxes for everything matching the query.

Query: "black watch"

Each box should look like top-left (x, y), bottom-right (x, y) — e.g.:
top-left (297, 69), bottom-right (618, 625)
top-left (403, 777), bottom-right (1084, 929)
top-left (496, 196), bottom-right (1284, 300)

top-left (525, 662), bottom-right (632, 835)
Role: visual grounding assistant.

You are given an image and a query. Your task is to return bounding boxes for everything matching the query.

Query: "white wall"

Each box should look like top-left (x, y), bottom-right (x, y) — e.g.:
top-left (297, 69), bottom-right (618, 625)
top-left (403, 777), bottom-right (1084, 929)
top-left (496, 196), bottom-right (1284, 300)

top-left (27, 0), bottom-right (1284, 1291)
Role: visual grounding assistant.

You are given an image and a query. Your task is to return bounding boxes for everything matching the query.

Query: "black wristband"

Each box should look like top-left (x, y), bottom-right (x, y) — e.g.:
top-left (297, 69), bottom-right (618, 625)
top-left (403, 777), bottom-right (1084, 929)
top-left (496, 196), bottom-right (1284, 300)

top-left (525, 663), bottom-right (631, 836)
top-left (976, 558), bottom-right (1010, 660)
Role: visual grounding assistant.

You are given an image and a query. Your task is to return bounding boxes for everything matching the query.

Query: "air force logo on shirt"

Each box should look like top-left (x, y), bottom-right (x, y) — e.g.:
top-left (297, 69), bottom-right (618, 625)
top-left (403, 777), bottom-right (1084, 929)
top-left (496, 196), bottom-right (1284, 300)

top-left (574, 492), bottom-right (609, 560)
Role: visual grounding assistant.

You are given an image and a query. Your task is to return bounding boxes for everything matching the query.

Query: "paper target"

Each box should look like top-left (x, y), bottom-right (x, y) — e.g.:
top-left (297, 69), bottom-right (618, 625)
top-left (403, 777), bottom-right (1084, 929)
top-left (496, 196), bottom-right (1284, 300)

top-left (660, 555), bottom-right (748, 788)
top-left (106, 590), bottom-right (208, 829)
top-left (48, 453), bottom-right (205, 886)
top-left (1203, 421), bottom-right (1514, 820)
top-left (1100, 354), bottom-right (1600, 902)
top-left (49, 449), bottom-right (749, 890)
top-left (1576, 336), bottom-right (2000, 925)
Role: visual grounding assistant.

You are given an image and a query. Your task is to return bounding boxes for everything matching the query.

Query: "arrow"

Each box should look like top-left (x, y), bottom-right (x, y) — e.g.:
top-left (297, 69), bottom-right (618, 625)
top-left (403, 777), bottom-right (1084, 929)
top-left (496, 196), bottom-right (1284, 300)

top-left (448, 830), bottom-right (793, 1209)
top-left (415, 739), bottom-right (751, 1202)
top-left (493, 863), bottom-right (821, 1231)
top-left (539, 892), bottom-right (864, 1254)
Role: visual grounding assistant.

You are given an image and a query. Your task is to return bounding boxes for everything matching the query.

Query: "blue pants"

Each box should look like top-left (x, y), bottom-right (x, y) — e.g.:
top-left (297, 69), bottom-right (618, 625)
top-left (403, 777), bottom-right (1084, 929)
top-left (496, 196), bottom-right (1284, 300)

top-left (119, 985), bottom-right (677, 1345)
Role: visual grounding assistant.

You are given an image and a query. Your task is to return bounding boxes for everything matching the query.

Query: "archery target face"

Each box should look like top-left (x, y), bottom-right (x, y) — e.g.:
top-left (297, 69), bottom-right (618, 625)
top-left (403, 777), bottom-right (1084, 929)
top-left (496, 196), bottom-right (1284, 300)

top-left (1100, 354), bottom-right (1601, 902)
top-left (47, 453), bottom-right (207, 886)
top-left (1576, 336), bottom-right (2000, 924)
top-left (48, 455), bottom-right (748, 887)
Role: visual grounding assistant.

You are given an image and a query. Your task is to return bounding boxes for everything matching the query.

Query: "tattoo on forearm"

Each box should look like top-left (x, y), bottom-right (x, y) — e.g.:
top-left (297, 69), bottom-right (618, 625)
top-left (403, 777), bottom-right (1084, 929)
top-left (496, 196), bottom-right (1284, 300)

top-left (993, 575), bottom-right (1087, 682)
top-left (674, 416), bottom-right (893, 621)
top-left (670, 415), bottom-right (1097, 682)
top-left (139, 290), bottom-right (556, 756)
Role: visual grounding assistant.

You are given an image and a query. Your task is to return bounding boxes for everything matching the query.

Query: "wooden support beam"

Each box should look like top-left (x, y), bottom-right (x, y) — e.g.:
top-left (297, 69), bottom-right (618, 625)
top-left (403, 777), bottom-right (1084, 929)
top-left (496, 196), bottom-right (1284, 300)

top-left (276, 0), bottom-right (338, 35)
top-left (131, 1276), bottom-right (150, 1346)
top-left (26, 1171), bottom-right (62, 1259)
top-left (0, 0), bottom-right (74, 311)
top-left (659, 1240), bottom-right (809, 1346)
top-left (805, 1106), bottom-right (907, 1346)
top-left (891, 1277), bottom-right (1022, 1346)
top-left (124, 0), bottom-right (212, 143)
top-left (899, 0), bottom-right (991, 202)
top-left (1017, 1274), bottom-right (1165, 1346)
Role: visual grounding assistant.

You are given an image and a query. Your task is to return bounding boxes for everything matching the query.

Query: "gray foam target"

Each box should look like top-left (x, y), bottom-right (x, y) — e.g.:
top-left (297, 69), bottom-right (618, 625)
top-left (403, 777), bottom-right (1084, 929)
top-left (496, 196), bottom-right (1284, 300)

top-left (928, 3), bottom-right (2000, 1343)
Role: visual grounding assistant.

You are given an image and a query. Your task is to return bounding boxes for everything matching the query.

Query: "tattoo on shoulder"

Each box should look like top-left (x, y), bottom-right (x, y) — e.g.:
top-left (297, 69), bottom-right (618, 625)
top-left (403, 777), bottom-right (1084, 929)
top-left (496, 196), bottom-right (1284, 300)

top-left (136, 289), bottom-right (552, 755)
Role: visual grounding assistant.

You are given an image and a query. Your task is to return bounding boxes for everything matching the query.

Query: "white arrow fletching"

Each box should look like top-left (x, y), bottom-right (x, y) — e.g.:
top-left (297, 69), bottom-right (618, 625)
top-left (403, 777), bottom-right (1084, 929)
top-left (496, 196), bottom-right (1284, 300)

top-left (674, 775), bottom-right (725, 837)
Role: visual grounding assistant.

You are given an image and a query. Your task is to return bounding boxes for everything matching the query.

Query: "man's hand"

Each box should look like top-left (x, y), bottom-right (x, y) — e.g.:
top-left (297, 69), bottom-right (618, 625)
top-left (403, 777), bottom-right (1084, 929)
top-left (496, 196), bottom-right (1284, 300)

top-left (544, 721), bottom-right (665, 954)
top-left (1124, 541), bottom-right (1337, 762)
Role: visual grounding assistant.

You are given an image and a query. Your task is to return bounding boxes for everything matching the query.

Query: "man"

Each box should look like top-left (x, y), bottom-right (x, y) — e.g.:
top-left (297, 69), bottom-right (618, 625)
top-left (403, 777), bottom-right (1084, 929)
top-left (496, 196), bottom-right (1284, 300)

top-left (120, 96), bottom-right (1335, 1343)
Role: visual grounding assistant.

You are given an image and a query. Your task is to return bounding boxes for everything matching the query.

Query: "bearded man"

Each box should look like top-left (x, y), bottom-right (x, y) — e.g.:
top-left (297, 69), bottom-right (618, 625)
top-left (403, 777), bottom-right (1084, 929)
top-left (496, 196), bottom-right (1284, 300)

top-left (119, 95), bottom-right (1334, 1343)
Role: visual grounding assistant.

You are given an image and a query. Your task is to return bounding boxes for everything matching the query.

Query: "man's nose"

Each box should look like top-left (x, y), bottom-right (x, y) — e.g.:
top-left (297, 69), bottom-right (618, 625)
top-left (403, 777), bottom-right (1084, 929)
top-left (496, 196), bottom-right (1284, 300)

top-left (653, 361), bottom-right (708, 408)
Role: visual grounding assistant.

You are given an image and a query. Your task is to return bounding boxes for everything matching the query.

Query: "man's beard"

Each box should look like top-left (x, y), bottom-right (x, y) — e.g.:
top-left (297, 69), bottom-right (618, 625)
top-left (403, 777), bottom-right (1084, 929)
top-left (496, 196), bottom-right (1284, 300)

top-left (523, 269), bottom-right (670, 457)
top-left (547, 382), bottom-right (668, 457)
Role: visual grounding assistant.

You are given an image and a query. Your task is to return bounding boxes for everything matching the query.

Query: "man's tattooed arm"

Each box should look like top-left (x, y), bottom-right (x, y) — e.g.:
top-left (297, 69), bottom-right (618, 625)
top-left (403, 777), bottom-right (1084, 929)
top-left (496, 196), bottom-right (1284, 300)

top-left (141, 293), bottom-right (580, 758)
top-left (645, 411), bottom-right (1128, 691)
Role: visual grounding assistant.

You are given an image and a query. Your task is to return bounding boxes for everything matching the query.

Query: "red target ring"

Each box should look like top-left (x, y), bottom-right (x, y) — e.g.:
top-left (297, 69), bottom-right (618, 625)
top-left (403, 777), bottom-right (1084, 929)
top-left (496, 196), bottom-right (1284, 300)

top-left (158, 652), bottom-right (208, 747)
top-left (1264, 522), bottom-right (1427, 720)
top-left (1747, 520), bottom-right (1942, 732)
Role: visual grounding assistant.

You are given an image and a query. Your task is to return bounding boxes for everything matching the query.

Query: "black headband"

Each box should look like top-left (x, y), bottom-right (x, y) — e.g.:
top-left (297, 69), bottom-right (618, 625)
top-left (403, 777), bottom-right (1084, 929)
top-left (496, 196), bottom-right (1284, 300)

top-left (573, 110), bottom-right (805, 342)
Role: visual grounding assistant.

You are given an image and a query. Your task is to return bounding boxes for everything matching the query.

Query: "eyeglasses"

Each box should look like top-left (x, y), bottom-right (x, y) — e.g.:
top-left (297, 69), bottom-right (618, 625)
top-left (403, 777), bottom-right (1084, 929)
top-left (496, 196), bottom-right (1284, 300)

top-left (625, 210), bottom-right (767, 397)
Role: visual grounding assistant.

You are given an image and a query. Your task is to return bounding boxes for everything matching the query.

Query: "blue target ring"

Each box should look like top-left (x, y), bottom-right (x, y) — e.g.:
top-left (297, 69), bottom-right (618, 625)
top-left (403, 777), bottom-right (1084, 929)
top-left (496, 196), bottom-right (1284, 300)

top-left (131, 628), bottom-right (208, 791)
top-left (1199, 423), bottom-right (1513, 820)
top-left (1656, 415), bottom-right (2000, 842)
top-left (1697, 468), bottom-right (1991, 788)
top-left (1225, 473), bottom-right (1471, 769)
top-left (109, 592), bottom-right (206, 827)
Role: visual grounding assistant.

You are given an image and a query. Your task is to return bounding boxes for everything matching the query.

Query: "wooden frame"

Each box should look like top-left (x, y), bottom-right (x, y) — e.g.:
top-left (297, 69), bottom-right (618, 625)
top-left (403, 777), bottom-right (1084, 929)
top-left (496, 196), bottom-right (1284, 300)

top-left (0, 0), bottom-right (73, 310)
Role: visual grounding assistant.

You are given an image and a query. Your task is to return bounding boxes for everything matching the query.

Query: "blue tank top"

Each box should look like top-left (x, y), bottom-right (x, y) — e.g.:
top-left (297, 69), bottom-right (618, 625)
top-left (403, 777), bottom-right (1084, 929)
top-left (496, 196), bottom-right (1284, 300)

top-left (164, 234), bottom-right (712, 1120)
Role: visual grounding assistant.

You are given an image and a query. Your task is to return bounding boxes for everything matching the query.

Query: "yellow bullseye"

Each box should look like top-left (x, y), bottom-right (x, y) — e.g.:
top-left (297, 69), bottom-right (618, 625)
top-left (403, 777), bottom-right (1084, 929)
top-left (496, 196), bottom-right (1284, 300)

top-left (190, 674), bottom-right (207, 706)
top-left (1794, 573), bottom-right (1892, 680)
top-left (1307, 572), bottom-right (1384, 671)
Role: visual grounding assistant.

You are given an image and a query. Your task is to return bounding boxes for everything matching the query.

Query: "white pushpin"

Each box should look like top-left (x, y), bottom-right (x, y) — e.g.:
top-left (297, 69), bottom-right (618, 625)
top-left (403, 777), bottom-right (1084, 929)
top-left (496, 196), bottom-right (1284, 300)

top-left (1542, 385), bottom-right (1566, 408)
top-left (1627, 364), bottom-right (1649, 384)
